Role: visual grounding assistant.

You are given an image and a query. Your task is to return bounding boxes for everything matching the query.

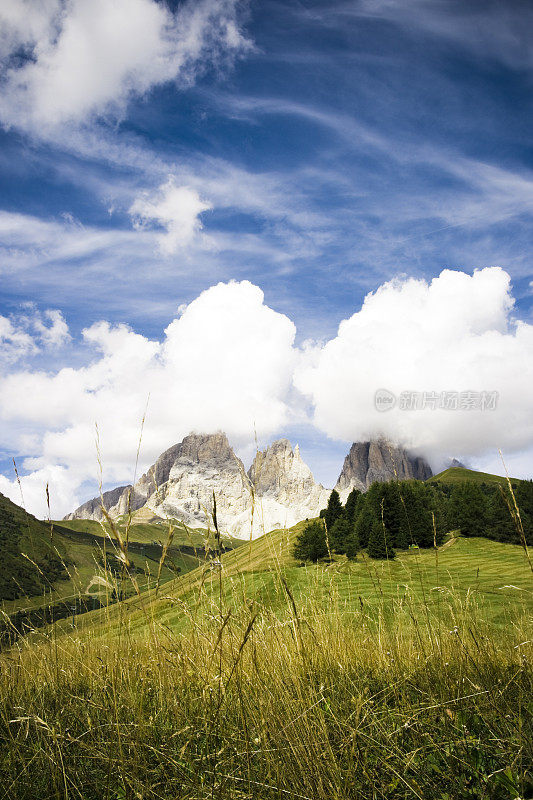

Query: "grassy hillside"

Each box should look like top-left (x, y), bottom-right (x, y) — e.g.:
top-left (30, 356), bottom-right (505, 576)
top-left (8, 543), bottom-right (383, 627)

top-left (0, 495), bottom-right (211, 627)
top-left (57, 514), bottom-right (242, 551)
top-left (0, 492), bottom-right (69, 602)
top-left (3, 521), bottom-right (531, 800)
top-left (3, 490), bottom-right (532, 800)
top-left (58, 519), bottom-right (532, 643)
top-left (428, 465), bottom-right (517, 485)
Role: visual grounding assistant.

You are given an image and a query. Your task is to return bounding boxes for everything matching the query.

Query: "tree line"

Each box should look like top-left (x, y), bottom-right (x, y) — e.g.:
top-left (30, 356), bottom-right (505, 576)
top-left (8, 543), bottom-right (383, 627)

top-left (293, 478), bottom-right (533, 562)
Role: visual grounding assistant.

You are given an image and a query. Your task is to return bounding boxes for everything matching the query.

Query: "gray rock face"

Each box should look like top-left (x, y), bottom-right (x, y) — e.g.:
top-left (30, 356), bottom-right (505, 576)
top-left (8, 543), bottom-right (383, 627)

top-left (65, 432), bottom-right (330, 538)
top-left (147, 432), bottom-right (249, 531)
top-left (65, 433), bottom-right (244, 525)
top-left (335, 439), bottom-right (432, 496)
top-left (449, 458), bottom-right (466, 469)
top-left (64, 484), bottom-right (132, 522)
top-left (65, 432), bottom-right (434, 538)
top-left (249, 439), bottom-right (319, 500)
top-left (245, 439), bottom-right (330, 535)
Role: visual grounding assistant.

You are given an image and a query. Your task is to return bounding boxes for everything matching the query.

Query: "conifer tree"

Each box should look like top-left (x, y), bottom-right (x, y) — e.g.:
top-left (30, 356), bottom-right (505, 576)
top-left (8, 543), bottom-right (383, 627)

top-left (448, 482), bottom-right (487, 537)
top-left (329, 514), bottom-right (352, 554)
top-left (381, 482), bottom-right (407, 549)
top-left (320, 489), bottom-right (344, 532)
top-left (426, 483), bottom-right (447, 546)
top-left (367, 518), bottom-right (395, 560)
top-left (344, 488), bottom-right (361, 525)
top-left (344, 524), bottom-right (360, 560)
top-left (514, 480), bottom-right (533, 544)
top-left (353, 501), bottom-right (374, 549)
top-left (399, 481), bottom-right (434, 548)
top-left (293, 521), bottom-right (328, 562)
top-left (487, 486), bottom-right (517, 543)
top-left (515, 479), bottom-right (533, 518)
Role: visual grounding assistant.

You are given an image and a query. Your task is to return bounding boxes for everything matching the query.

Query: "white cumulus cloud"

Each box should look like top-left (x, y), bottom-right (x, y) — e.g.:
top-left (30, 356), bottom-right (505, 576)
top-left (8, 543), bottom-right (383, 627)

top-left (0, 0), bottom-right (250, 132)
top-left (0, 315), bottom-right (37, 364)
top-left (0, 280), bottom-right (296, 517)
top-left (295, 267), bottom-right (533, 462)
top-left (0, 464), bottom-right (82, 522)
top-left (31, 308), bottom-right (71, 348)
top-left (130, 178), bottom-right (212, 254)
top-left (2, 269), bottom-right (533, 519)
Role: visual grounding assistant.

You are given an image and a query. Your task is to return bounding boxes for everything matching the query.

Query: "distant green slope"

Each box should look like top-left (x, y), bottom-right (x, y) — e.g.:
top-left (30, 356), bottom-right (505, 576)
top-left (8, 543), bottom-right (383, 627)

top-left (0, 495), bottom-right (210, 625)
top-left (0, 492), bottom-right (69, 602)
top-left (65, 520), bottom-right (533, 644)
top-left (57, 516), bottom-right (242, 551)
top-left (428, 466), bottom-right (518, 485)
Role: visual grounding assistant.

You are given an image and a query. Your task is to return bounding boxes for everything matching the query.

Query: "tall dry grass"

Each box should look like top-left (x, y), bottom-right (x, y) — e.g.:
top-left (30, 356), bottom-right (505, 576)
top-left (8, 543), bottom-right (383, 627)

top-left (1, 435), bottom-right (531, 798)
top-left (1, 554), bottom-right (531, 800)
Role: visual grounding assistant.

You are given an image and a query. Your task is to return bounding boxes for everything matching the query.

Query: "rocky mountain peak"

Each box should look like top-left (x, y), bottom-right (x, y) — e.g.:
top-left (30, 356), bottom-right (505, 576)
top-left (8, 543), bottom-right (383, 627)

top-left (65, 431), bottom-right (330, 538)
top-left (335, 438), bottom-right (432, 496)
top-left (248, 439), bottom-right (312, 496)
top-left (133, 433), bottom-right (237, 500)
top-left (449, 458), bottom-right (465, 469)
top-left (65, 431), bottom-right (433, 539)
top-left (177, 432), bottom-right (236, 465)
top-left (64, 484), bottom-right (132, 521)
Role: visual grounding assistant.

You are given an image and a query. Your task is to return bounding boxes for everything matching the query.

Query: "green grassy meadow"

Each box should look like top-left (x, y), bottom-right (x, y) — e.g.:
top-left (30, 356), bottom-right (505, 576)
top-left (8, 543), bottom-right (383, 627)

top-left (56, 520), bottom-right (532, 641)
top-left (0, 495), bottom-right (227, 624)
top-left (1, 507), bottom-right (532, 799)
top-left (1, 526), bottom-right (196, 617)
top-left (428, 466), bottom-right (517, 485)
top-left (57, 514), bottom-right (242, 551)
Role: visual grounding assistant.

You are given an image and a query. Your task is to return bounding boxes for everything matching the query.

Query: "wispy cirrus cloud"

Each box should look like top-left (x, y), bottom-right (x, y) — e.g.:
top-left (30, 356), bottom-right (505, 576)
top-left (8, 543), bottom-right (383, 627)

top-left (303, 0), bottom-right (533, 70)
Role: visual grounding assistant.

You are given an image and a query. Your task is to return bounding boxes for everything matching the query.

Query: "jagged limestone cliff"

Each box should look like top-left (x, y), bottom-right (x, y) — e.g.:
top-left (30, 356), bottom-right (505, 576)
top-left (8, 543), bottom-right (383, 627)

top-left (335, 439), bottom-right (432, 499)
top-left (146, 432), bottom-right (250, 533)
top-left (65, 433), bottom-right (329, 539)
top-left (66, 434), bottom-right (433, 537)
top-left (64, 484), bottom-right (133, 522)
top-left (244, 439), bottom-right (330, 537)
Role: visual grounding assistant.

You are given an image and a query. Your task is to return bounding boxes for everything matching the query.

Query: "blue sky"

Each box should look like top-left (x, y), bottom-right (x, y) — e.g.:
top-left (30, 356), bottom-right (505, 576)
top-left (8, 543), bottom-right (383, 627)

top-left (1, 0), bottom-right (533, 517)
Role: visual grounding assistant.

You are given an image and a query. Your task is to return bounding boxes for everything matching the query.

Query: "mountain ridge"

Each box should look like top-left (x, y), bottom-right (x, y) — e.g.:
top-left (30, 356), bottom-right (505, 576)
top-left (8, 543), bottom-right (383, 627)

top-left (66, 433), bottom-right (330, 538)
top-left (65, 433), bottom-right (435, 538)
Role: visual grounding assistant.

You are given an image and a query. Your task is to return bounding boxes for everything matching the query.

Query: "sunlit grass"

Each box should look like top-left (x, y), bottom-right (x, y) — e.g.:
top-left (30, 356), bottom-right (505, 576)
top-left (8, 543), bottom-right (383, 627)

top-left (1, 520), bottom-right (531, 799)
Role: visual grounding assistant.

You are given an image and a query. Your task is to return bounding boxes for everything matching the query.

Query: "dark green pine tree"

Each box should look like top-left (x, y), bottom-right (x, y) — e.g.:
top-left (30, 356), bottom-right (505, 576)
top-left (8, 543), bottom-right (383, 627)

top-left (426, 483), bottom-right (447, 546)
top-left (515, 479), bottom-right (533, 517)
top-left (447, 482), bottom-right (487, 538)
top-left (352, 491), bottom-right (366, 520)
top-left (329, 514), bottom-right (353, 554)
top-left (515, 480), bottom-right (533, 545)
top-left (380, 482), bottom-right (407, 549)
top-left (344, 524), bottom-right (360, 560)
top-left (320, 489), bottom-right (344, 532)
top-left (367, 518), bottom-right (395, 560)
top-left (353, 501), bottom-right (374, 549)
top-left (292, 521), bottom-right (328, 562)
top-left (399, 481), bottom-right (434, 548)
top-left (344, 488), bottom-right (362, 525)
top-left (487, 486), bottom-right (518, 543)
